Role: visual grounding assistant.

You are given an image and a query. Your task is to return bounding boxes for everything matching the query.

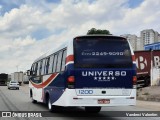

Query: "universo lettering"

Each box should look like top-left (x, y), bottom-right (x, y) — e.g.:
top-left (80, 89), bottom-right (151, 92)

top-left (82, 71), bottom-right (126, 77)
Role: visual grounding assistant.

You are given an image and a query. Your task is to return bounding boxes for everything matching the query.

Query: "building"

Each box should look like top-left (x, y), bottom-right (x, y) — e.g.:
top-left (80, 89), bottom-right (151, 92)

top-left (158, 34), bottom-right (160, 41)
top-left (145, 42), bottom-right (160, 50)
top-left (140, 29), bottom-right (159, 46)
top-left (120, 29), bottom-right (160, 51)
top-left (120, 34), bottom-right (137, 51)
top-left (136, 37), bottom-right (143, 51)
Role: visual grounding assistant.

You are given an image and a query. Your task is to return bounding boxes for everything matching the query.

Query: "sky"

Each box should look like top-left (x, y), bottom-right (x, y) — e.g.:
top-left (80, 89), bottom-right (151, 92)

top-left (0, 0), bottom-right (160, 74)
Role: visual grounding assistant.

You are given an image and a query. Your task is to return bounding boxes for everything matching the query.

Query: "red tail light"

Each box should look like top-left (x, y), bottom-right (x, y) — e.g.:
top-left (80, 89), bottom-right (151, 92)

top-left (68, 76), bottom-right (75, 83)
top-left (67, 76), bottom-right (75, 89)
top-left (133, 76), bottom-right (137, 85)
top-left (132, 55), bottom-right (135, 62)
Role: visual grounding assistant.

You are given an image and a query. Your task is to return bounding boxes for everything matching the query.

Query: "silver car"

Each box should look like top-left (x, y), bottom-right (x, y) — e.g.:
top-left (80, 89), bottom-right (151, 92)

top-left (8, 81), bottom-right (20, 90)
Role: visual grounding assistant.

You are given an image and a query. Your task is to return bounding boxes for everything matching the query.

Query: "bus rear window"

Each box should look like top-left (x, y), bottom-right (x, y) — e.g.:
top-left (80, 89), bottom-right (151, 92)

top-left (74, 37), bottom-right (132, 68)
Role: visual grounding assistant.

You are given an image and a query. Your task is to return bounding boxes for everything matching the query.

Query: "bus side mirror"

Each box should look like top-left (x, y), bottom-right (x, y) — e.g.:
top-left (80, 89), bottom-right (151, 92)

top-left (27, 70), bottom-right (31, 76)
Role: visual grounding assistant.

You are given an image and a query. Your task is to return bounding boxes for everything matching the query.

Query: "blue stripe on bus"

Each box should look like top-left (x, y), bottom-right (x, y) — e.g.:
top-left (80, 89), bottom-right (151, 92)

top-left (43, 73), bottom-right (66, 104)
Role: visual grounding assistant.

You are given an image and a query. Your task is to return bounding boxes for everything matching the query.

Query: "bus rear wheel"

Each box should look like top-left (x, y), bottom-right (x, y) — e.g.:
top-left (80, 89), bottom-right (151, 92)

top-left (47, 97), bottom-right (61, 112)
top-left (85, 107), bottom-right (101, 113)
top-left (48, 98), bottom-right (54, 112)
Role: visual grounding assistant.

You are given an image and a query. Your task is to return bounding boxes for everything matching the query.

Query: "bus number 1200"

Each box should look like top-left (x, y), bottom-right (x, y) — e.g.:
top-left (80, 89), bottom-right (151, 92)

top-left (79, 90), bottom-right (93, 94)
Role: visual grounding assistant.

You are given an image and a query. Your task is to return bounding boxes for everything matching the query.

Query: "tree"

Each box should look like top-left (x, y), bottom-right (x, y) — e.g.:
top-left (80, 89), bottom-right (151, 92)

top-left (87, 28), bottom-right (111, 35)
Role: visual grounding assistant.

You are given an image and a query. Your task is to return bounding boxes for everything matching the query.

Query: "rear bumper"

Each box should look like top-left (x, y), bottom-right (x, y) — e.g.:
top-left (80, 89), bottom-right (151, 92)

top-left (53, 89), bottom-right (136, 107)
top-left (8, 85), bottom-right (19, 88)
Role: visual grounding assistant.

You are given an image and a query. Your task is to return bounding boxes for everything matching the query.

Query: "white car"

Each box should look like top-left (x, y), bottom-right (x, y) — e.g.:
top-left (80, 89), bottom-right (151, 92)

top-left (8, 81), bottom-right (19, 90)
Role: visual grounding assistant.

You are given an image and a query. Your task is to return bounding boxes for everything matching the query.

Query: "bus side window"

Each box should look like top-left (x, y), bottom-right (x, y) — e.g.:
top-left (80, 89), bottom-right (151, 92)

top-left (48, 55), bottom-right (54, 74)
top-left (36, 61), bottom-right (41, 76)
top-left (35, 62), bottom-right (38, 76)
top-left (53, 54), bottom-right (58, 73)
top-left (39, 60), bottom-right (43, 75)
top-left (41, 59), bottom-right (46, 75)
top-left (61, 49), bottom-right (67, 71)
top-left (45, 57), bottom-right (50, 74)
top-left (31, 64), bottom-right (34, 73)
top-left (56, 51), bottom-right (63, 72)
top-left (31, 64), bottom-right (35, 75)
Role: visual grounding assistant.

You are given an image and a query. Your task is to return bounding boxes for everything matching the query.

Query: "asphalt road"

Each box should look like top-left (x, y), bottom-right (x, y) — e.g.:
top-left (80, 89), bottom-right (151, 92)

top-left (0, 85), bottom-right (160, 120)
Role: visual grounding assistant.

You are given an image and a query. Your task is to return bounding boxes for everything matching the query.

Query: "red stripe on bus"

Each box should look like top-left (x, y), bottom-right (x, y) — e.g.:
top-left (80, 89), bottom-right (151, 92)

top-left (66, 55), bottom-right (74, 64)
top-left (31, 73), bottom-right (58, 88)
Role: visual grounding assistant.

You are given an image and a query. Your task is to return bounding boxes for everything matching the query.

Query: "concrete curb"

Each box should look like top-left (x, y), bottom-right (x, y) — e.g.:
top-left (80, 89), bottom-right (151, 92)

top-left (137, 86), bottom-right (160, 102)
top-left (137, 96), bottom-right (160, 102)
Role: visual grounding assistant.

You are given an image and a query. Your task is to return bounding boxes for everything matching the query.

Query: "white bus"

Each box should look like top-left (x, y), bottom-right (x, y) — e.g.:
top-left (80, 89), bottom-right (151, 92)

top-left (28, 35), bottom-right (137, 113)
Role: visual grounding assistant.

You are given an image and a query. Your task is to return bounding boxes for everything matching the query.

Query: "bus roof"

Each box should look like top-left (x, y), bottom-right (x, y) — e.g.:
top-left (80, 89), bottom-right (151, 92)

top-left (33, 41), bottom-right (68, 63)
top-left (74, 35), bottom-right (126, 40)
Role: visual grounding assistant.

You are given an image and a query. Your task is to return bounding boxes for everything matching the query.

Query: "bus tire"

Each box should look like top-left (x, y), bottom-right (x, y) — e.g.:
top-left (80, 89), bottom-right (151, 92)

top-left (47, 96), bottom-right (61, 112)
top-left (30, 90), bottom-right (37, 103)
top-left (85, 107), bottom-right (101, 113)
top-left (31, 97), bottom-right (37, 103)
top-left (48, 97), bottom-right (54, 112)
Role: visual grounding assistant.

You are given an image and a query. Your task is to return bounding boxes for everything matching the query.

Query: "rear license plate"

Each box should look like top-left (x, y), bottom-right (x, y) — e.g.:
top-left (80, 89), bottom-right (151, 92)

top-left (98, 99), bottom-right (110, 104)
